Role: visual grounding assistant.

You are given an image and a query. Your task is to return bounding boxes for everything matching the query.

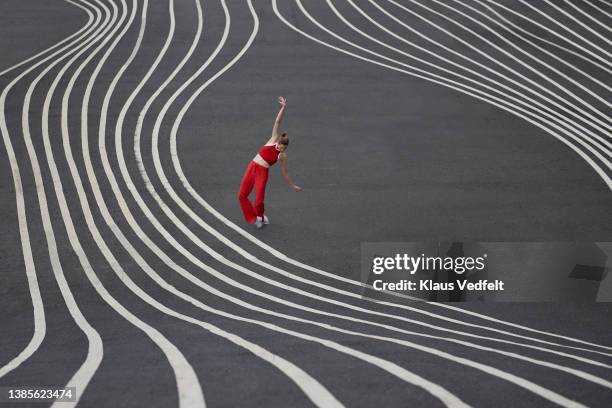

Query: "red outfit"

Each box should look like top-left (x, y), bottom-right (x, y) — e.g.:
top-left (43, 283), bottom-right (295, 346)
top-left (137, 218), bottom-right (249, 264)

top-left (257, 144), bottom-right (281, 166)
top-left (238, 145), bottom-right (281, 222)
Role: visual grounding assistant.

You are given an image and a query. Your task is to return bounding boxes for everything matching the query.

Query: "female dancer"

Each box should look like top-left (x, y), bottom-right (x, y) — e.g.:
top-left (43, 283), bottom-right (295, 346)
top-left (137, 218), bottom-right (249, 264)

top-left (238, 96), bottom-right (302, 229)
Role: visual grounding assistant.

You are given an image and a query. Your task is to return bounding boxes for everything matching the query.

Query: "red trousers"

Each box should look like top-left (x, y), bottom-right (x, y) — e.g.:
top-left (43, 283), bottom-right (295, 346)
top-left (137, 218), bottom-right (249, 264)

top-left (238, 161), bottom-right (269, 223)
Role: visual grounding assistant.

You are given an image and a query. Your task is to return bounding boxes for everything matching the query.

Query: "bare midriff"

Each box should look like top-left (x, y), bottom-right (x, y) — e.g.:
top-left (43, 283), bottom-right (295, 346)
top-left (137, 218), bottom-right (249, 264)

top-left (252, 153), bottom-right (270, 168)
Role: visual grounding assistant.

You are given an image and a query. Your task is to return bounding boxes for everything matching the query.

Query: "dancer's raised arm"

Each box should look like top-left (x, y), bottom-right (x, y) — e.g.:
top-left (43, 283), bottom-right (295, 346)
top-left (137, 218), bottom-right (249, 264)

top-left (267, 96), bottom-right (287, 144)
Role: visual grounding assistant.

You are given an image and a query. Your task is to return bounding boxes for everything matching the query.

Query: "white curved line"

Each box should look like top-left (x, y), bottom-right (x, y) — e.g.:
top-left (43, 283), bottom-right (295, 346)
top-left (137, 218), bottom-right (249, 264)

top-left (565, 0), bottom-right (612, 34)
top-left (407, 0), bottom-right (612, 134)
top-left (378, 0), bottom-right (612, 110)
top-left (151, 3), bottom-right (605, 386)
top-left (580, 0), bottom-right (612, 19)
top-left (94, 0), bottom-right (463, 402)
top-left (482, 0), bottom-right (612, 77)
top-left (481, 0), bottom-right (612, 70)
top-left (172, 125), bottom-right (612, 359)
top-left (0, 0), bottom-right (101, 380)
top-left (115, 0), bottom-right (612, 370)
top-left (331, 0), bottom-right (612, 161)
top-left (151, 0), bottom-right (612, 364)
top-left (0, 0), bottom-right (93, 78)
top-left (19, 1), bottom-right (106, 403)
top-left (167, 0), bottom-right (612, 358)
top-left (168, 0), bottom-right (612, 358)
top-left (130, 0), bottom-right (612, 371)
top-left (84, 0), bottom-right (343, 405)
top-left (100, 0), bottom-right (612, 402)
top-left (78, 0), bottom-right (522, 402)
top-left (530, 0), bottom-right (612, 50)
top-left (473, 0), bottom-right (612, 92)
top-left (33, 0), bottom-right (205, 406)
top-left (278, 0), bottom-right (612, 342)
top-left (276, 0), bottom-right (612, 346)
top-left (595, 0), bottom-right (612, 7)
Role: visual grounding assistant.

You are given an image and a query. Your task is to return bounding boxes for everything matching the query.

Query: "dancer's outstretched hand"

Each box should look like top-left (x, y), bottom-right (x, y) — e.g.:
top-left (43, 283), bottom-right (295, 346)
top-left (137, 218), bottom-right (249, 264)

top-left (292, 185), bottom-right (302, 192)
top-left (278, 96), bottom-right (287, 107)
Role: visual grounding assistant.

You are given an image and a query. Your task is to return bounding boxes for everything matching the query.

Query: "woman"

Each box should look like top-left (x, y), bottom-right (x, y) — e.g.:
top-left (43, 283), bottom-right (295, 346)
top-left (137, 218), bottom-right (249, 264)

top-left (238, 96), bottom-right (302, 229)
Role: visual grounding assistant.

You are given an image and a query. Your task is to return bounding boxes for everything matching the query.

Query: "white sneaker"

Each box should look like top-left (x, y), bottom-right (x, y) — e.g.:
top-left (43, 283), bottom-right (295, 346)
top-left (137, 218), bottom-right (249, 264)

top-left (263, 215), bottom-right (270, 225)
top-left (255, 216), bottom-right (264, 229)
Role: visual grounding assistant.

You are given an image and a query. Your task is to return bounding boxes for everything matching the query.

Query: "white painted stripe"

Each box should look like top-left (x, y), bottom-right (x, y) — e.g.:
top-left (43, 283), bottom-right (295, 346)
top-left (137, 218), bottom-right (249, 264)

top-left (170, 0), bottom-right (612, 361)
top-left (71, 0), bottom-right (468, 403)
top-left (473, 0), bottom-right (612, 92)
top-left (580, 0), bottom-right (612, 20)
top-left (148, 3), bottom-right (612, 386)
top-left (94, 0), bottom-right (461, 400)
top-left (400, 0), bottom-right (611, 135)
top-left (0, 0), bottom-right (101, 380)
top-left (282, 0), bottom-right (612, 345)
top-left (133, 0), bottom-right (612, 372)
top-left (165, 0), bottom-right (612, 359)
top-left (172, 118), bottom-right (612, 358)
top-left (376, 0), bottom-right (612, 111)
top-left (89, 0), bottom-right (462, 401)
top-left (19, 1), bottom-right (107, 403)
top-left (482, 0), bottom-right (612, 78)
top-left (481, 0), bottom-right (612, 70)
top-left (286, 0), bottom-right (612, 347)
top-left (109, 90), bottom-right (612, 388)
top-left (2, 2), bottom-right (607, 406)
top-left (90, 0), bottom-right (612, 404)
top-left (104, 0), bottom-right (602, 368)
top-left (522, 0), bottom-right (612, 52)
top-left (52, 0), bottom-right (608, 404)
top-left (566, 0), bottom-right (612, 34)
top-left (84, 0), bottom-right (342, 405)
top-left (157, 0), bottom-right (612, 357)
top-left (31, 0), bottom-right (205, 406)
top-left (332, 0), bottom-right (612, 159)
top-left (0, 0), bottom-right (94, 78)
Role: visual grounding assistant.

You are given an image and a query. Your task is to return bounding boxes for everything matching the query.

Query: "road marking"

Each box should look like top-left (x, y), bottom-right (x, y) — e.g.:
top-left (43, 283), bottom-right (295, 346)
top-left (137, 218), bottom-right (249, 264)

top-left (0, 0), bottom-right (102, 381)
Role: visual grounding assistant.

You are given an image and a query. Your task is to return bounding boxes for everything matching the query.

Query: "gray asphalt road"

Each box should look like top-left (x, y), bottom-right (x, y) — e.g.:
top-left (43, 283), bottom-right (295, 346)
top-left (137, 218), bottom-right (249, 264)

top-left (1, 0), bottom-right (611, 407)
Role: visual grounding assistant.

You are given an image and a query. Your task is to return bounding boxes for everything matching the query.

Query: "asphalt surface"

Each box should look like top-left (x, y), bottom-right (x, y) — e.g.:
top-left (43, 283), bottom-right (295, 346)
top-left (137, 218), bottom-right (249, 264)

top-left (0, 0), bottom-right (611, 407)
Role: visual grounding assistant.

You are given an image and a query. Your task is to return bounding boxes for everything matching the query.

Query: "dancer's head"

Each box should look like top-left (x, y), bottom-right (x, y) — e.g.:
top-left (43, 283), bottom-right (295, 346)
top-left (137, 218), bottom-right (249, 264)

top-left (277, 133), bottom-right (289, 152)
